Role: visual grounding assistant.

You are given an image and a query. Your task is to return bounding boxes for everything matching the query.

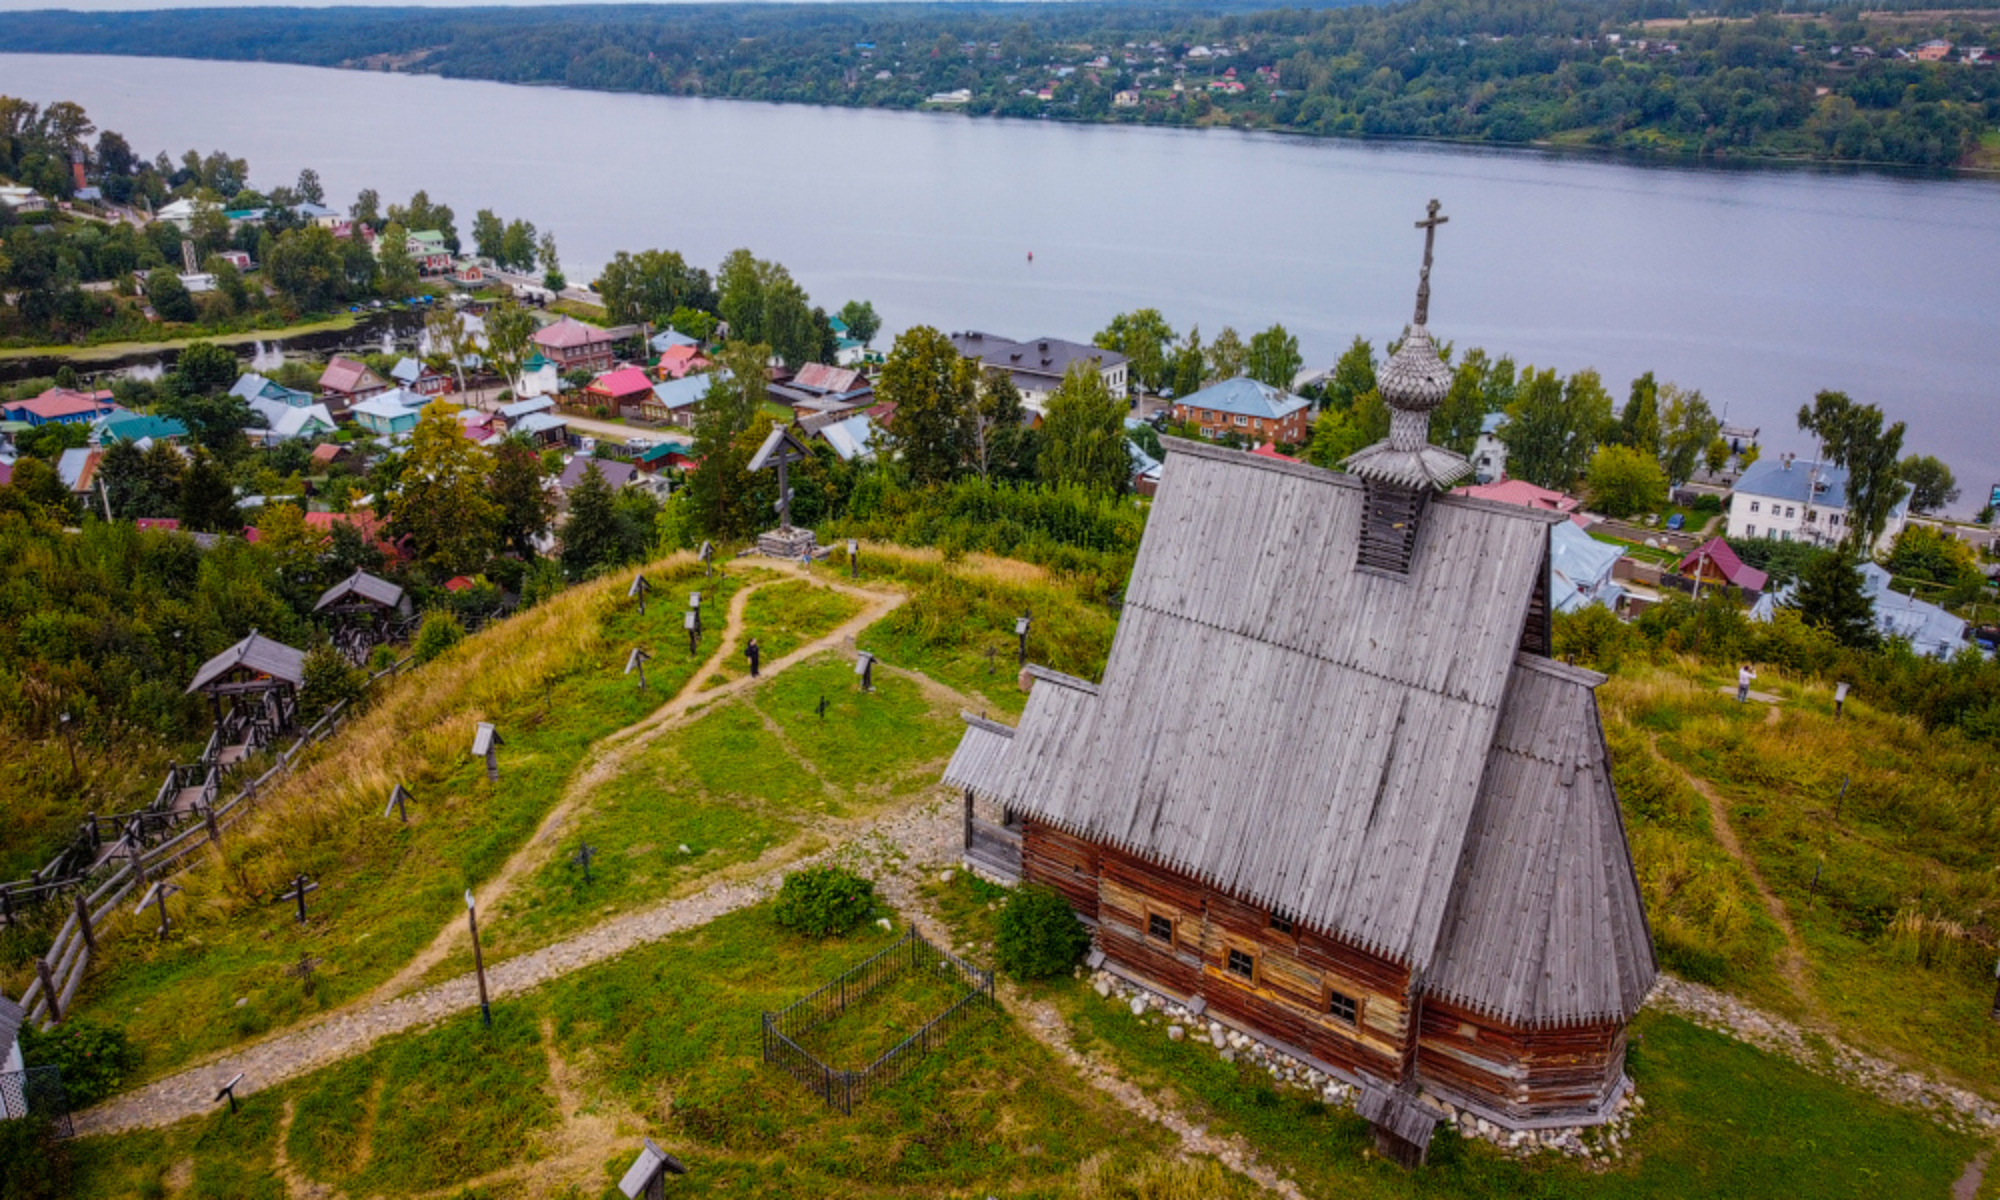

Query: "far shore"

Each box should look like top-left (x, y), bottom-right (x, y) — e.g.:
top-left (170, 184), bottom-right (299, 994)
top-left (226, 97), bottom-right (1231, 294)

top-left (0, 311), bottom-right (363, 364)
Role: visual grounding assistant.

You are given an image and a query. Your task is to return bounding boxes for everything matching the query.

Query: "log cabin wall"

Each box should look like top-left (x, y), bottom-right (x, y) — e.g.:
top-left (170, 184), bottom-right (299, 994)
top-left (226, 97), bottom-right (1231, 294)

top-left (1414, 997), bottom-right (1627, 1121)
top-left (1092, 844), bottom-right (1415, 1082)
top-left (1021, 820), bottom-right (1100, 920)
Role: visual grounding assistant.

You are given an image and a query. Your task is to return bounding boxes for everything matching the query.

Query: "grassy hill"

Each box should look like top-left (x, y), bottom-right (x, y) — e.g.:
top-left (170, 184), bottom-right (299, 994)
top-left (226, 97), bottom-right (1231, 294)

top-left (13, 547), bottom-right (1999, 1200)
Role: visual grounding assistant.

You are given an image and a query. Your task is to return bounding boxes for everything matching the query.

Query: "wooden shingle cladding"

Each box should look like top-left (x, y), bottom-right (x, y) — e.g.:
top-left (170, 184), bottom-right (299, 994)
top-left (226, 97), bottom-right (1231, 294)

top-left (945, 438), bottom-right (1656, 1130)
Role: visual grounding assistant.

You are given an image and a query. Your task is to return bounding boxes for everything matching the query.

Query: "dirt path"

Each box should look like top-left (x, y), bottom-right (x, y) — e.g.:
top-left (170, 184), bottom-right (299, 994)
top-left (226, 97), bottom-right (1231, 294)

top-left (1650, 734), bottom-right (1821, 1018)
top-left (370, 565), bottom-right (904, 1002)
top-left (1954, 1148), bottom-right (1991, 1200)
top-left (876, 866), bottom-right (1301, 1197)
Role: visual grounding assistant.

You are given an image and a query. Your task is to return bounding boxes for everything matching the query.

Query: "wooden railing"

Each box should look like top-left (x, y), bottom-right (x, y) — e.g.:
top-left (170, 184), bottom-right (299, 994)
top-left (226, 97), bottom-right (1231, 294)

top-left (12, 654), bottom-right (415, 1028)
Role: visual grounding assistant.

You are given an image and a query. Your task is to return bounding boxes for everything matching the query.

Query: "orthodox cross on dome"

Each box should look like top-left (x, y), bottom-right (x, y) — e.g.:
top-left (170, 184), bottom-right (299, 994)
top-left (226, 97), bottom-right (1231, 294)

top-left (1412, 199), bottom-right (1448, 327)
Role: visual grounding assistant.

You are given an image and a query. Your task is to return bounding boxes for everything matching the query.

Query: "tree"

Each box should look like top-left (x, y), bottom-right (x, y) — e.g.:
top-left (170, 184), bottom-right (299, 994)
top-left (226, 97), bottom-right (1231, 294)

top-left (376, 221), bottom-right (419, 299)
top-left (598, 249), bottom-right (715, 327)
top-left (1324, 335), bottom-right (1377, 411)
top-left (837, 299), bottom-right (881, 345)
top-left (1430, 348), bottom-right (1492, 455)
top-left (560, 461), bottom-right (622, 577)
top-left (172, 340), bottom-right (239, 395)
top-left (1245, 323), bottom-right (1302, 392)
top-left (762, 269), bottom-right (818, 368)
top-left (425, 304), bottom-right (475, 393)
top-left (1171, 325), bottom-right (1204, 399)
top-left (1798, 390), bottom-right (1905, 551)
top-left (1619, 372), bottom-right (1662, 457)
top-left (499, 219), bottom-right (538, 272)
top-left (299, 644), bottom-right (366, 715)
top-left (265, 225), bottom-right (345, 312)
top-left (349, 188), bottom-right (381, 225)
top-left (1658, 383), bottom-right (1720, 487)
top-left (387, 189), bottom-right (457, 251)
top-left (489, 435), bottom-right (553, 557)
top-left (97, 438), bottom-right (184, 518)
top-left (1039, 362), bottom-right (1129, 494)
top-left (1500, 367), bottom-right (1611, 491)
top-left (1584, 445), bottom-right (1667, 518)
top-left (1787, 550), bottom-right (1878, 649)
top-left (681, 342), bottom-right (773, 539)
top-left (716, 248), bottom-right (764, 342)
top-left (877, 325), bottom-right (976, 486)
top-left (177, 447), bottom-right (241, 532)
top-left (483, 300), bottom-right (537, 392)
top-left (145, 266), bottom-right (196, 323)
top-left (1704, 436), bottom-right (1732, 477)
top-left (1898, 454), bottom-right (1959, 514)
top-left (294, 168), bottom-right (324, 206)
top-left (974, 368), bottom-right (1038, 483)
top-left (538, 231), bottom-right (564, 292)
top-left (666, 306), bottom-right (717, 344)
top-left (1094, 308), bottom-right (1176, 393)
top-left (471, 209), bottom-right (505, 262)
top-left (1883, 525), bottom-right (1979, 588)
top-left (389, 403), bottom-right (499, 575)
top-left (1207, 326), bottom-right (1247, 382)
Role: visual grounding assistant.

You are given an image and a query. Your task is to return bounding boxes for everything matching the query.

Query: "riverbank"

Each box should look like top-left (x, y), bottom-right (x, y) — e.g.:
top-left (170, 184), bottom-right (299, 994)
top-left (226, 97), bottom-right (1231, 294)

top-left (0, 312), bottom-right (363, 364)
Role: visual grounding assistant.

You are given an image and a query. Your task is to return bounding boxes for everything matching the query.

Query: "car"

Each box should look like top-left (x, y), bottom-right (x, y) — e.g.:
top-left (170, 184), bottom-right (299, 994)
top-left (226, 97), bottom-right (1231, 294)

top-left (1666, 512), bottom-right (1686, 531)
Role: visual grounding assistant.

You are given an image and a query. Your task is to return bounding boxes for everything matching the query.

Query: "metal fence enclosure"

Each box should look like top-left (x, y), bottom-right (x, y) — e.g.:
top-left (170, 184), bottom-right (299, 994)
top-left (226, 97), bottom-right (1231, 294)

top-left (0, 1066), bottom-right (73, 1138)
top-left (760, 927), bottom-right (996, 1113)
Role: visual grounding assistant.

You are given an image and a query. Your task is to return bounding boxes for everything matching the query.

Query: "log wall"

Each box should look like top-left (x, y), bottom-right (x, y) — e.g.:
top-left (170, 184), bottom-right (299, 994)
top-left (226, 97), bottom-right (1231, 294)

top-left (1414, 998), bottom-right (1626, 1121)
top-left (1022, 821), bottom-right (1100, 920)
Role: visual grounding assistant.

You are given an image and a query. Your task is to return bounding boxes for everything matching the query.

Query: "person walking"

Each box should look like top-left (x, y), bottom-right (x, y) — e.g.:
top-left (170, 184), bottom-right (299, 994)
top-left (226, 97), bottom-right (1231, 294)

top-left (1736, 663), bottom-right (1756, 703)
top-left (746, 637), bottom-right (761, 679)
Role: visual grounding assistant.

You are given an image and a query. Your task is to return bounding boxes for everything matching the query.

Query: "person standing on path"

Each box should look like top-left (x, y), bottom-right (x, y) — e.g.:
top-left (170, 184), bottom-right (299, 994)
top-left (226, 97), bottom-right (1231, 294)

top-left (746, 637), bottom-right (761, 678)
top-left (1737, 663), bottom-right (1756, 703)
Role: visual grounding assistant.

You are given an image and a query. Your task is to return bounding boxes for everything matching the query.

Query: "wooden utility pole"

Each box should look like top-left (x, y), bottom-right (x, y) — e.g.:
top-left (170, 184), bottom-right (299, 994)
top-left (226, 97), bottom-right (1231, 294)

top-left (467, 890), bottom-right (491, 1027)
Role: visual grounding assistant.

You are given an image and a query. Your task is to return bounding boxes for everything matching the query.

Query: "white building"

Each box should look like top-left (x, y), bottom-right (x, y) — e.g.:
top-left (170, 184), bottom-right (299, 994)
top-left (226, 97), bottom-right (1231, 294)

top-left (1472, 412), bottom-right (1509, 483)
top-left (948, 331), bottom-right (1128, 416)
top-left (1725, 455), bottom-right (1909, 555)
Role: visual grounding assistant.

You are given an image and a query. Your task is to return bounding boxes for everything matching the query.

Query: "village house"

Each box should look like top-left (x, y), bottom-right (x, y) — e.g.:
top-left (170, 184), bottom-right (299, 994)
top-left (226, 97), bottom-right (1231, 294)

top-left (245, 397), bottom-right (337, 446)
top-left (587, 366), bottom-right (658, 413)
top-left (769, 363), bottom-right (875, 417)
top-left (93, 413), bottom-right (189, 446)
top-left (1725, 454), bottom-right (1909, 554)
top-left (319, 356), bottom-right (390, 414)
top-left (350, 393), bottom-right (422, 437)
top-left (950, 331), bottom-right (1128, 414)
top-left (655, 344), bottom-right (710, 380)
top-left (637, 372), bottom-right (719, 428)
top-left (230, 373), bottom-right (314, 410)
top-left (497, 395), bottom-right (556, 429)
top-left (407, 230), bottom-right (453, 276)
top-left (2, 388), bottom-right (119, 427)
top-left (1471, 412), bottom-right (1508, 483)
top-left (556, 455), bottom-right (639, 496)
top-left (1451, 477), bottom-right (1581, 516)
top-left (532, 317), bottom-right (618, 374)
top-left (390, 356), bottom-right (450, 397)
top-left (1675, 537), bottom-right (1768, 597)
top-left (945, 212), bottom-right (1654, 1161)
top-left (1171, 377), bottom-right (1311, 444)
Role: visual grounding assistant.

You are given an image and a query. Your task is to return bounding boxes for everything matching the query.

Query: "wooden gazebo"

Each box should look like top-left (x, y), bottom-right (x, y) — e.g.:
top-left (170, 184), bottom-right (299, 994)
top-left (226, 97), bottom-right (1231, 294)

top-left (185, 631), bottom-right (307, 746)
top-left (313, 570), bottom-right (413, 659)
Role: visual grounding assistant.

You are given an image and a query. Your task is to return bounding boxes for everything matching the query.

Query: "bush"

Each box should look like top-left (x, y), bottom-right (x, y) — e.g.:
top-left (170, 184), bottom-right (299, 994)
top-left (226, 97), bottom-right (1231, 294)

top-left (19, 1018), bottom-right (139, 1108)
top-left (0, 1115), bottom-right (71, 1200)
top-left (411, 609), bottom-right (466, 664)
top-left (299, 644), bottom-right (367, 715)
top-left (773, 866), bottom-right (876, 937)
top-left (996, 884), bottom-right (1091, 980)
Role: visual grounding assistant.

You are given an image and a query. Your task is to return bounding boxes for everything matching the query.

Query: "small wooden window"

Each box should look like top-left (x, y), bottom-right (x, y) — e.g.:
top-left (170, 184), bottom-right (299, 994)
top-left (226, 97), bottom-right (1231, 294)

top-left (1147, 912), bottom-right (1175, 944)
top-left (1269, 914), bottom-right (1294, 935)
top-left (1326, 989), bottom-right (1358, 1026)
top-left (1226, 947), bottom-right (1256, 981)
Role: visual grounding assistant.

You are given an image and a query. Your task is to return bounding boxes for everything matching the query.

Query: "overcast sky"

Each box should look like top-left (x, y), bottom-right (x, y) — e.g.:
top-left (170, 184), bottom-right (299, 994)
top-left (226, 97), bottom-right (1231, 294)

top-left (0, 0), bottom-right (941, 9)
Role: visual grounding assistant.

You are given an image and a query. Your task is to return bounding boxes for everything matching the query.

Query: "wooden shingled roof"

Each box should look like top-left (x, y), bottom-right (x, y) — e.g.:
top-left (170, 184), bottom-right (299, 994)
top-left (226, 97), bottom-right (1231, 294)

top-left (953, 438), bottom-right (1655, 1028)
top-left (185, 632), bottom-right (308, 694)
top-left (313, 569), bottom-right (406, 613)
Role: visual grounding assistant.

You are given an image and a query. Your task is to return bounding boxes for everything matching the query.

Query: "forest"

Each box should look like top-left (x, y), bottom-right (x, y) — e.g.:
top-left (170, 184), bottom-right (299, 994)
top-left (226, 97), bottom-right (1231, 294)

top-left (3, 0), bottom-right (1999, 166)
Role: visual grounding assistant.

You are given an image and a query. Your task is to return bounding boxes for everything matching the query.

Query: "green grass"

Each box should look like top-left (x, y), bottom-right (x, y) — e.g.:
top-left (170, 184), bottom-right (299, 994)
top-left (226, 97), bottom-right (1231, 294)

top-left (58, 564), bottom-right (753, 1081)
top-left (748, 654), bottom-right (963, 794)
top-left (793, 963), bottom-right (976, 1069)
top-left (705, 578), bottom-right (865, 686)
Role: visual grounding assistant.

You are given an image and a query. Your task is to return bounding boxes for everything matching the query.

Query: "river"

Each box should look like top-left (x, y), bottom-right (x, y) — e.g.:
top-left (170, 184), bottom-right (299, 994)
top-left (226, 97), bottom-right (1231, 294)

top-left (4, 53), bottom-right (1997, 499)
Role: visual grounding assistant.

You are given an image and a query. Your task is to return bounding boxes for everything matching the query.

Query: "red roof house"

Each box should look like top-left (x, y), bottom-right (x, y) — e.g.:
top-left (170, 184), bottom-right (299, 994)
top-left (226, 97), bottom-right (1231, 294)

top-left (531, 317), bottom-right (616, 373)
top-left (586, 366), bottom-right (657, 407)
top-left (655, 344), bottom-right (710, 380)
top-left (305, 508), bottom-right (403, 559)
top-left (1451, 478), bottom-right (1581, 514)
top-left (3, 388), bottom-right (119, 426)
top-left (444, 575), bottom-right (477, 592)
top-left (319, 356), bottom-right (390, 413)
top-left (135, 517), bottom-right (181, 532)
top-left (1677, 537), bottom-right (1768, 593)
top-left (1249, 442), bottom-right (1301, 463)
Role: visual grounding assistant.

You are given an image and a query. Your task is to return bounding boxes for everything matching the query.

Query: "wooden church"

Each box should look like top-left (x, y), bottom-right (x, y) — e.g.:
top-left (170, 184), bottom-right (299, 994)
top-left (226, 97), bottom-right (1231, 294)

top-left (946, 203), bottom-right (1655, 1161)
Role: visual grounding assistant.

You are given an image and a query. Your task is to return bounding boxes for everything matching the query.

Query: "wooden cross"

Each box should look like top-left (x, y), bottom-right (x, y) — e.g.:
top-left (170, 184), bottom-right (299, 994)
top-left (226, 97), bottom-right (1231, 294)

top-left (215, 1072), bottom-right (245, 1115)
top-left (816, 694), bottom-right (829, 721)
top-left (626, 647), bottom-right (652, 690)
top-left (699, 541), bottom-right (714, 579)
top-left (385, 783), bottom-right (412, 823)
top-left (287, 952), bottom-right (323, 993)
top-left (278, 873), bottom-right (318, 924)
top-left (628, 572), bottom-right (651, 615)
top-left (572, 843), bottom-right (597, 884)
top-left (1412, 198), bottom-right (1448, 326)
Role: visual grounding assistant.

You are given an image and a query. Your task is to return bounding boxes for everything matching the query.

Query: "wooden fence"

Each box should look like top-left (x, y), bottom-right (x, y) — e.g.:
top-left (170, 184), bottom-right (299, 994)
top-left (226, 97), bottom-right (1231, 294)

top-left (760, 928), bottom-right (995, 1114)
top-left (13, 655), bottom-right (415, 1029)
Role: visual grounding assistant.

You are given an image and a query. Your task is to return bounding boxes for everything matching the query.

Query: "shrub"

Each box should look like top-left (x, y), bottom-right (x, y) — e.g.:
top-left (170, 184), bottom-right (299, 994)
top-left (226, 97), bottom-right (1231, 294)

top-left (996, 884), bottom-right (1091, 980)
top-left (773, 866), bottom-right (876, 937)
top-left (411, 609), bottom-right (466, 664)
top-left (299, 645), bottom-right (367, 715)
top-left (20, 1018), bottom-right (140, 1108)
top-left (0, 1115), bottom-right (71, 1200)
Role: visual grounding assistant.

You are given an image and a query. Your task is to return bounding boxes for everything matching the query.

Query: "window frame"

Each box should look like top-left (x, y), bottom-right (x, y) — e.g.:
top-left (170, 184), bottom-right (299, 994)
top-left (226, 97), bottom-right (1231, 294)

top-left (1144, 907), bottom-right (1178, 949)
top-left (1323, 984), bottom-right (1361, 1028)
top-left (1224, 944), bottom-right (1257, 983)
top-left (1268, 913), bottom-right (1294, 936)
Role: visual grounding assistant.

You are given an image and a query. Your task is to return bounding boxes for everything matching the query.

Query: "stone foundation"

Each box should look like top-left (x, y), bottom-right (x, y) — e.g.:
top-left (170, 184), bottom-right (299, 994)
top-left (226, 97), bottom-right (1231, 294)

top-left (756, 526), bottom-right (820, 559)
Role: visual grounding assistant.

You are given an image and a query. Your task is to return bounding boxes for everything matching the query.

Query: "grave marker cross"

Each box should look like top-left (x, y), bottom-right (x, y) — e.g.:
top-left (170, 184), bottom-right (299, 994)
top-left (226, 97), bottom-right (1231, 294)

top-left (278, 873), bottom-right (318, 924)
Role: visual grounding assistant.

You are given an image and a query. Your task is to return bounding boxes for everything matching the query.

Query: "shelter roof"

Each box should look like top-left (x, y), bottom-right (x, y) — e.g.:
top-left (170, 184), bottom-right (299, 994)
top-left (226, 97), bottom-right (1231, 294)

top-left (313, 569), bottom-right (406, 613)
top-left (186, 632), bottom-right (307, 694)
